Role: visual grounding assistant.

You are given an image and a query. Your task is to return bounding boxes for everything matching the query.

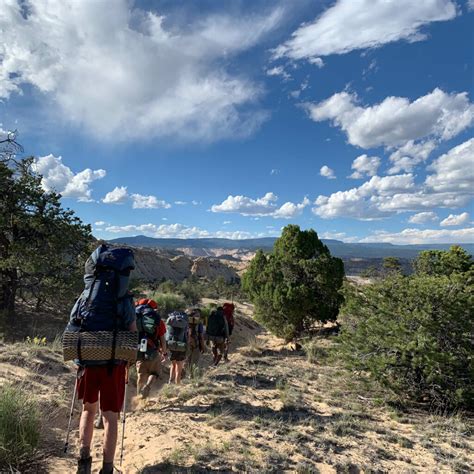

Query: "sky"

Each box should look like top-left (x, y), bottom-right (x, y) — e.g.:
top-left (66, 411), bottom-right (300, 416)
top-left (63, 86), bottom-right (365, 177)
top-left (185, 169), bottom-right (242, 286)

top-left (0, 0), bottom-right (473, 244)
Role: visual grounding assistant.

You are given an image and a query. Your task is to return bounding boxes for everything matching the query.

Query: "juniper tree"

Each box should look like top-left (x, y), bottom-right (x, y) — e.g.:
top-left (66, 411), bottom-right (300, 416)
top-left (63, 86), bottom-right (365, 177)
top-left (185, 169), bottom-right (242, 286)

top-left (242, 225), bottom-right (345, 340)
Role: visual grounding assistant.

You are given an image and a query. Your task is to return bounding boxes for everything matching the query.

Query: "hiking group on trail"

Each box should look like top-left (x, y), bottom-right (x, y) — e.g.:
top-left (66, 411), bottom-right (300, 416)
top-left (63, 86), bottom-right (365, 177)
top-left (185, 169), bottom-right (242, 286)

top-left (62, 245), bottom-right (235, 474)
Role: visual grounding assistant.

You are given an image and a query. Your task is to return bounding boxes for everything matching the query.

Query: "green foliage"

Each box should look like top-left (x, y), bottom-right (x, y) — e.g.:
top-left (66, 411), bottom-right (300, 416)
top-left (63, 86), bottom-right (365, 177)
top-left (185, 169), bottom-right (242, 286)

top-left (0, 384), bottom-right (40, 468)
top-left (150, 292), bottom-right (186, 316)
top-left (383, 257), bottom-right (402, 275)
top-left (242, 225), bottom-right (345, 340)
top-left (413, 245), bottom-right (472, 276)
top-left (340, 268), bottom-right (474, 409)
top-left (0, 143), bottom-right (92, 314)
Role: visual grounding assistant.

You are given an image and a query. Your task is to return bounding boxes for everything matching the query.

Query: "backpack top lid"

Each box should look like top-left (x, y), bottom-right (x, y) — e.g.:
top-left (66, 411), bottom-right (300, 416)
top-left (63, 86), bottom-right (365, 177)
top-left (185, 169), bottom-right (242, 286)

top-left (167, 311), bottom-right (188, 328)
top-left (85, 244), bottom-right (135, 276)
top-left (136, 298), bottom-right (158, 310)
top-left (222, 303), bottom-right (234, 317)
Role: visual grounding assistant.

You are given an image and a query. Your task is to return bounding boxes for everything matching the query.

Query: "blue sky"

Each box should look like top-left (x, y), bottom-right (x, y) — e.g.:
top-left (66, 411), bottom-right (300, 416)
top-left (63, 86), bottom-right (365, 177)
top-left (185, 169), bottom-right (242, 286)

top-left (1, 0), bottom-right (473, 244)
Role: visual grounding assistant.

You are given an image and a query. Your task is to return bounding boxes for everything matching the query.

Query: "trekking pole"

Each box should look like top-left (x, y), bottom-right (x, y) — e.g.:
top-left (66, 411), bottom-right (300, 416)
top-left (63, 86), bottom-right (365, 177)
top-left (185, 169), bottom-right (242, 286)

top-left (120, 366), bottom-right (129, 467)
top-left (64, 368), bottom-right (79, 453)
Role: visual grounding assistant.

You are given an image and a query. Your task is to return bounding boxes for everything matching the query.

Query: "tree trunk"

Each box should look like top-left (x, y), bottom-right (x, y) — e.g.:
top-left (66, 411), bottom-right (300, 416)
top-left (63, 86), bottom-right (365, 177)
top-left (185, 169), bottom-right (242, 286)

top-left (0, 269), bottom-right (18, 314)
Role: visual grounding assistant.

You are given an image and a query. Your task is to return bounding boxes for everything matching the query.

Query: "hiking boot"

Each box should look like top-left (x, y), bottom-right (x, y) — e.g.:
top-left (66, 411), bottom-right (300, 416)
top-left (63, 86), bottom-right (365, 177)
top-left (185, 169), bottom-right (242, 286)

top-left (77, 456), bottom-right (92, 474)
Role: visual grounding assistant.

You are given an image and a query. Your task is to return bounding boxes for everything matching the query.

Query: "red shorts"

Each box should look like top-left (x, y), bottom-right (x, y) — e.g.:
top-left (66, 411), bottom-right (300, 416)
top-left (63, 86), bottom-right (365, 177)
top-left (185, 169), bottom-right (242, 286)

top-left (77, 364), bottom-right (126, 413)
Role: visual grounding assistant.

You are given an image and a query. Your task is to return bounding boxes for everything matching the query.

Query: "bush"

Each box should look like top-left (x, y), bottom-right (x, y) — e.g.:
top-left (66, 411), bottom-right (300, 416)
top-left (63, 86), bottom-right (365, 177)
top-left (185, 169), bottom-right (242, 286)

top-left (150, 292), bottom-right (186, 316)
top-left (0, 384), bottom-right (40, 468)
top-left (242, 225), bottom-right (344, 340)
top-left (340, 271), bottom-right (473, 410)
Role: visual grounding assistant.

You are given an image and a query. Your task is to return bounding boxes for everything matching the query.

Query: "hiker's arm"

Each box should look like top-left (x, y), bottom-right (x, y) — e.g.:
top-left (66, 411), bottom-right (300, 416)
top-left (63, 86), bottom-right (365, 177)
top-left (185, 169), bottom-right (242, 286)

top-left (160, 335), bottom-right (167, 354)
top-left (223, 318), bottom-right (229, 339)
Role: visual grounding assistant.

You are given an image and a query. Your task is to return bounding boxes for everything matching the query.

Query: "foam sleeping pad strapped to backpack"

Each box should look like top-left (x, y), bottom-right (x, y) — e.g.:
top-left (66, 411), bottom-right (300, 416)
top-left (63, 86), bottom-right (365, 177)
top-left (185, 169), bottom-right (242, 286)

top-left (63, 244), bottom-right (137, 365)
top-left (166, 311), bottom-right (188, 352)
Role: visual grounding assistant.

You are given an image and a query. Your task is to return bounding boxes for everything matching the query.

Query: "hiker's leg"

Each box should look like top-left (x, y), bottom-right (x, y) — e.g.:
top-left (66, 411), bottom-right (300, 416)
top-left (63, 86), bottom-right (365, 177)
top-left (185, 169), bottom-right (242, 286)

top-left (102, 410), bottom-right (119, 464)
top-left (79, 401), bottom-right (98, 451)
top-left (169, 361), bottom-right (176, 383)
top-left (175, 360), bottom-right (185, 384)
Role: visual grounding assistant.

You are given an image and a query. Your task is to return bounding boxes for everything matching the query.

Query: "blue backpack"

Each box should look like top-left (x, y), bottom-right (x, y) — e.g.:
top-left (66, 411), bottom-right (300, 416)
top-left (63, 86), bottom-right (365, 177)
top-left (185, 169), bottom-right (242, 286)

top-left (166, 311), bottom-right (188, 352)
top-left (69, 244), bottom-right (135, 331)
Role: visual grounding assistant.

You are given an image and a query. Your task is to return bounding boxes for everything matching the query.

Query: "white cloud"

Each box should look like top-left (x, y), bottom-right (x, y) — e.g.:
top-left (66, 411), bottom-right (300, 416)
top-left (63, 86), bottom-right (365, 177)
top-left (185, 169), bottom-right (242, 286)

top-left (408, 212), bottom-right (439, 224)
top-left (308, 57), bottom-right (324, 68)
top-left (313, 174), bottom-right (415, 220)
top-left (223, 221), bottom-right (232, 225)
top-left (359, 227), bottom-right (474, 244)
top-left (211, 192), bottom-right (309, 219)
top-left (320, 231), bottom-right (358, 243)
top-left (313, 139), bottom-right (474, 220)
top-left (32, 154), bottom-right (105, 202)
top-left (349, 154), bottom-right (380, 179)
top-left (102, 187), bottom-right (171, 208)
top-left (0, 1), bottom-right (283, 142)
top-left (131, 194), bottom-right (171, 209)
top-left (266, 66), bottom-right (290, 81)
top-left (104, 222), bottom-right (266, 240)
top-left (320, 165), bottom-right (336, 179)
top-left (468, 0), bottom-right (474, 11)
top-left (174, 201), bottom-right (187, 205)
top-left (94, 221), bottom-right (106, 226)
top-left (270, 169), bottom-right (280, 175)
top-left (388, 140), bottom-right (437, 174)
top-left (306, 88), bottom-right (474, 149)
top-left (191, 200), bottom-right (200, 206)
top-left (440, 212), bottom-right (470, 226)
top-left (425, 138), bottom-right (474, 192)
top-left (102, 186), bottom-right (129, 205)
top-left (273, 0), bottom-right (456, 61)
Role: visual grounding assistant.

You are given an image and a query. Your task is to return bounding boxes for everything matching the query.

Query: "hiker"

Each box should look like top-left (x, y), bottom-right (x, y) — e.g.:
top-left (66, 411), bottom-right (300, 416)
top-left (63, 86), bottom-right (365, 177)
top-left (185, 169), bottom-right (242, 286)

top-left (166, 311), bottom-right (189, 384)
top-left (222, 302), bottom-right (235, 362)
top-left (135, 298), bottom-right (167, 398)
top-left (64, 245), bottom-right (136, 474)
top-left (206, 306), bottom-right (229, 366)
top-left (186, 308), bottom-right (205, 375)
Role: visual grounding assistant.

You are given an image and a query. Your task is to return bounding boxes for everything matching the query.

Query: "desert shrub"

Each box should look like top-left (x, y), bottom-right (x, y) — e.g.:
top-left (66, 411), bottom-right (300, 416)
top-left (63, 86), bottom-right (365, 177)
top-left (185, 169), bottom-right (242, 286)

top-left (0, 384), bottom-right (40, 468)
top-left (150, 293), bottom-right (186, 316)
top-left (340, 270), bottom-right (473, 410)
top-left (242, 225), bottom-right (344, 340)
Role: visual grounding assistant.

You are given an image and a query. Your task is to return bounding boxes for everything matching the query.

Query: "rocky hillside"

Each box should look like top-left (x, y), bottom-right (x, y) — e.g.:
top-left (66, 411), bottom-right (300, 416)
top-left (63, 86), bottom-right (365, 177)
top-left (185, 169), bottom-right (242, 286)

top-left (130, 246), bottom-right (239, 283)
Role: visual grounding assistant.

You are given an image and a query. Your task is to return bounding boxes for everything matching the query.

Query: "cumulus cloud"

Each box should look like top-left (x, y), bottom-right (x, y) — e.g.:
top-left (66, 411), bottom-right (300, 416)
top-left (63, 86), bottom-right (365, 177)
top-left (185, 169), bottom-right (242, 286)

top-left (313, 139), bottom-right (474, 220)
top-left (32, 154), bottom-right (105, 202)
top-left (104, 223), bottom-right (268, 240)
top-left (313, 174), bottom-right (415, 220)
top-left (273, 0), bottom-right (456, 61)
top-left (349, 154), bottom-right (380, 179)
top-left (320, 165), bottom-right (336, 179)
top-left (425, 138), bottom-right (474, 192)
top-left (103, 187), bottom-right (171, 208)
top-left (94, 221), bottom-right (106, 226)
top-left (306, 88), bottom-right (474, 149)
top-left (440, 212), bottom-right (470, 226)
top-left (359, 227), bottom-right (474, 244)
top-left (388, 140), bottom-right (437, 174)
top-left (211, 192), bottom-right (309, 218)
top-left (0, 1), bottom-right (283, 142)
top-left (102, 186), bottom-right (129, 205)
top-left (408, 212), bottom-right (439, 224)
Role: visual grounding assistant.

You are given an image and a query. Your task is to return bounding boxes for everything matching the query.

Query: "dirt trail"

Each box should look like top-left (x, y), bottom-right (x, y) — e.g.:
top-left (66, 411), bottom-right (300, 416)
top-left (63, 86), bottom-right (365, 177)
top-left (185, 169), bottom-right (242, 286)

top-left (1, 302), bottom-right (472, 473)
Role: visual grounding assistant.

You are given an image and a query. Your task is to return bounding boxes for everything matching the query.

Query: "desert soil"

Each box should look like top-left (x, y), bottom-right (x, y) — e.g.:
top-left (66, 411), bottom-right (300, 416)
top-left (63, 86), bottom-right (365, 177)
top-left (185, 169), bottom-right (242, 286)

top-left (1, 302), bottom-right (472, 473)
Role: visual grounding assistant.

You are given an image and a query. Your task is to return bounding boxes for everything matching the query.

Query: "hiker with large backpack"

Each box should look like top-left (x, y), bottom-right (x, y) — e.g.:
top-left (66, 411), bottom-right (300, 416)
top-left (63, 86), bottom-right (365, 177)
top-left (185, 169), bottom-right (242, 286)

top-left (166, 311), bottom-right (189, 384)
top-left (206, 306), bottom-right (229, 366)
top-left (63, 245), bottom-right (136, 474)
top-left (135, 298), bottom-right (167, 398)
top-left (222, 303), bottom-right (235, 362)
top-left (185, 308), bottom-right (205, 374)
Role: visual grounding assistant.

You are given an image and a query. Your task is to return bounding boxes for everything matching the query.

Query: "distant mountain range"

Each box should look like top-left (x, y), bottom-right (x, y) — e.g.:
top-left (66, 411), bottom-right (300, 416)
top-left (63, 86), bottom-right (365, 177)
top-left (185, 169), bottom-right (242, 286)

top-left (108, 235), bottom-right (473, 260)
